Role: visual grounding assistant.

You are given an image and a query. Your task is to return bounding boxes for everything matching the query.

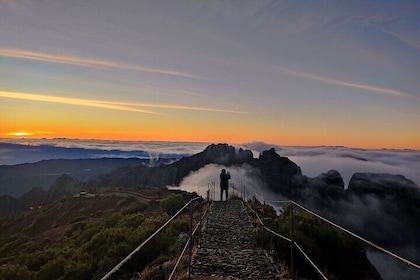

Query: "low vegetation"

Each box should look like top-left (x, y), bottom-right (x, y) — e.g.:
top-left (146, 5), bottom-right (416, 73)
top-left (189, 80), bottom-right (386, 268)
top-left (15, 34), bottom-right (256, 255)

top-left (0, 189), bottom-right (197, 280)
top-left (249, 200), bottom-right (381, 280)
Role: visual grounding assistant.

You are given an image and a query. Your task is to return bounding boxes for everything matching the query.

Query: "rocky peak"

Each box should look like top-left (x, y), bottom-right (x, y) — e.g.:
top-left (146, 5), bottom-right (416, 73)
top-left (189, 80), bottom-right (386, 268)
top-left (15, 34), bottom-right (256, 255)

top-left (348, 172), bottom-right (419, 197)
top-left (237, 148), bottom-right (254, 162)
top-left (253, 148), bottom-right (303, 195)
top-left (201, 143), bottom-right (237, 164)
top-left (198, 143), bottom-right (253, 165)
top-left (315, 170), bottom-right (345, 188)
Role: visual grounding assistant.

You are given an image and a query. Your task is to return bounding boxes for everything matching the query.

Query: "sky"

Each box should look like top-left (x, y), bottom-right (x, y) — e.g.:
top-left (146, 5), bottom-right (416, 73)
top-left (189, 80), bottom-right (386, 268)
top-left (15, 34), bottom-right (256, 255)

top-left (0, 0), bottom-right (419, 149)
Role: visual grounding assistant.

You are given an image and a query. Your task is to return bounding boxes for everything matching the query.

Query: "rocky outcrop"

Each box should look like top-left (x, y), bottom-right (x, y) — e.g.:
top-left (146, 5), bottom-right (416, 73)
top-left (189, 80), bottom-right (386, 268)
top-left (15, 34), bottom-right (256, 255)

top-left (345, 172), bottom-right (420, 251)
top-left (348, 172), bottom-right (419, 197)
top-left (251, 148), bottom-right (303, 196)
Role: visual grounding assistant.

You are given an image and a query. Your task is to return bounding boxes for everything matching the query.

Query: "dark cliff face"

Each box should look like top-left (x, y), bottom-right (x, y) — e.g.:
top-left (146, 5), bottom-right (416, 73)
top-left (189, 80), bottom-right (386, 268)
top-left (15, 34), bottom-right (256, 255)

top-left (251, 148), bottom-right (304, 196)
top-left (348, 172), bottom-right (419, 197)
top-left (345, 172), bottom-right (420, 250)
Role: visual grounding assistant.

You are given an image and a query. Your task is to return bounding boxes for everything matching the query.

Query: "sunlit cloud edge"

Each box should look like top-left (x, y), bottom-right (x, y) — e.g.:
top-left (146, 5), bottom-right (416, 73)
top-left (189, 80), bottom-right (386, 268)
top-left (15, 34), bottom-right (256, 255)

top-left (0, 91), bottom-right (247, 115)
top-left (0, 91), bottom-right (157, 114)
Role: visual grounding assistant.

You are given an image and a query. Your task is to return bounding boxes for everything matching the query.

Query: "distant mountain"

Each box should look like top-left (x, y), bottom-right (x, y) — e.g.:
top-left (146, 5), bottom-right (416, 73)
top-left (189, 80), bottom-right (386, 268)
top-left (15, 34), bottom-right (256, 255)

top-left (0, 142), bottom-right (194, 165)
top-left (0, 175), bottom-right (72, 216)
top-left (0, 142), bottom-right (148, 165)
top-left (0, 158), bottom-right (149, 197)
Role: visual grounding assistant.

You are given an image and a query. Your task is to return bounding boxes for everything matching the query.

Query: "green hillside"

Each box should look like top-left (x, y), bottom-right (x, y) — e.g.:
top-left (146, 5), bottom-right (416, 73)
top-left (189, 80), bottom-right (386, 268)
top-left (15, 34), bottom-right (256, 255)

top-left (0, 189), bottom-right (195, 280)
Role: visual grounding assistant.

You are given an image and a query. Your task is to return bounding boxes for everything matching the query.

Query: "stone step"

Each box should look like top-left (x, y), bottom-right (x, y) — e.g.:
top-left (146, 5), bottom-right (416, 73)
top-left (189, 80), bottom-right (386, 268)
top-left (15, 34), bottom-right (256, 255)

top-left (191, 200), bottom-right (283, 279)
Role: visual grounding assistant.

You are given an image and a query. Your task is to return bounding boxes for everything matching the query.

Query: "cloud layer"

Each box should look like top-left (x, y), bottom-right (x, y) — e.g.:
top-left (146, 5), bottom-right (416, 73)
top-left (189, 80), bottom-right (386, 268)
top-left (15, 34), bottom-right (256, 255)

top-left (242, 142), bottom-right (420, 188)
top-left (1, 139), bottom-right (418, 188)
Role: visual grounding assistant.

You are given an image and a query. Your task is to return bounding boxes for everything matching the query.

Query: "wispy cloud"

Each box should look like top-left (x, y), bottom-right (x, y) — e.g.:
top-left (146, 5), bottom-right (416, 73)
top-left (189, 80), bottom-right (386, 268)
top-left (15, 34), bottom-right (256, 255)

top-left (0, 91), bottom-right (157, 114)
top-left (0, 48), bottom-right (196, 78)
top-left (99, 100), bottom-right (247, 114)
top-left (277, 67), bottom-right (409, 97)
top-left (0, 91), bottom-right (247, 114)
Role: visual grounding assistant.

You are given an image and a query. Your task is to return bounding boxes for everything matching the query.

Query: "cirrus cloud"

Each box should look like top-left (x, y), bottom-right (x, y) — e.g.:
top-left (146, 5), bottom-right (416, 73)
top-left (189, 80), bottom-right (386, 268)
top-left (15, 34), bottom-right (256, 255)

top-left (0, 48), bottom-right (197, 79)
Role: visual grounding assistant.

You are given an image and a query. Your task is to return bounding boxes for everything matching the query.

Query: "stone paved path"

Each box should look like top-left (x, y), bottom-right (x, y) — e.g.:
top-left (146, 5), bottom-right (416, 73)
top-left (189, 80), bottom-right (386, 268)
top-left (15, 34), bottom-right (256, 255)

top-left (191, 200), bottom-right (283, 279)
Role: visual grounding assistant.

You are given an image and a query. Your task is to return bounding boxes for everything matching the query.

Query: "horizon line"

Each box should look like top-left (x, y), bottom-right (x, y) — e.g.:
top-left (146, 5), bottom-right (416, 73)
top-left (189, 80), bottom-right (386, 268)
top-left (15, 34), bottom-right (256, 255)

top-left (0, 137), bottom-right (418, 151)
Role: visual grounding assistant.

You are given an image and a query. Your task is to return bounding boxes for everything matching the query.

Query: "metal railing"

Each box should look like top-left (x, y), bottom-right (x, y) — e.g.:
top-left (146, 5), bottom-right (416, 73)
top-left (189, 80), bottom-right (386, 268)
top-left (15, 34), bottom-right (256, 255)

top-left (248, 201), bottom-right (328, 280)
top-left (168, 202), bottom-right (209, 280)
top-left (101, 196), bottom-right (203, 280)
top-left (100, 183), bottom-right (419, 280)
top-left (250, 194), bottom-right (420, 279)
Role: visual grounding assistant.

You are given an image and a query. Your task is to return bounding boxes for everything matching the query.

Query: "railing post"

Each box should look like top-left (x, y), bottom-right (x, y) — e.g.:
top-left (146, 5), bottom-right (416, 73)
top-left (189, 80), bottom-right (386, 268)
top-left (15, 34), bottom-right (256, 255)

top-left (254, 209), bottom-right (257, 238)
top-left (232, 183), bottom-right (235, 197)
top-left (188, 202), bottom-right (193, 280)
top-left (290, 201), bottom-right (294, 280)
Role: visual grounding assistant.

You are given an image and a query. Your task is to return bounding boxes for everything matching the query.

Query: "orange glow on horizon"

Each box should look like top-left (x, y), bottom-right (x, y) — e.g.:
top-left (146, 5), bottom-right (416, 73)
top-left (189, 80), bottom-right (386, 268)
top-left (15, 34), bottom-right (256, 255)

top-left (5, 131), bottom-right (34, 137)
top-left (2, 130), bottom-right (418, 150)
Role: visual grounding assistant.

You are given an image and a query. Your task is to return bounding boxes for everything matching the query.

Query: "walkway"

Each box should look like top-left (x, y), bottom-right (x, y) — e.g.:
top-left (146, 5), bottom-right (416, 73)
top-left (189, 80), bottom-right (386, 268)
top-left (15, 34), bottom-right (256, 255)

top-left (191, 200), bottom-right (283, 279)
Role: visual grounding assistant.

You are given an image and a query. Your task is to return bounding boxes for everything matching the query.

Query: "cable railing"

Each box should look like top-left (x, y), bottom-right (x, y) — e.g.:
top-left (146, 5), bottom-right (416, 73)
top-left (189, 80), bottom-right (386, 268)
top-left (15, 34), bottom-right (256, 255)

top-left (168, 204), bottom-right (209, 280)
top-left (249, 193), bottom-right (420, 279)
top-left (100, 196), bottom-right (203, 280)
top-left (100, 181), bottom-right (418, 280)
top-left (247, 201), bottom-right (328, 280)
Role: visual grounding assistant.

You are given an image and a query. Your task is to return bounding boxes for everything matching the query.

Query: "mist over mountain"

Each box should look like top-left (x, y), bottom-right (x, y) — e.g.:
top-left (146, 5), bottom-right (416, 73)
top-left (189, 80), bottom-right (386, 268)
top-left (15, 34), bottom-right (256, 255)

top-left (0, 141), bottom-right (196, 165)
top-left (0, 140), bottom-right (203, 197)
top-left (241, 141), bottom-right (420, 188)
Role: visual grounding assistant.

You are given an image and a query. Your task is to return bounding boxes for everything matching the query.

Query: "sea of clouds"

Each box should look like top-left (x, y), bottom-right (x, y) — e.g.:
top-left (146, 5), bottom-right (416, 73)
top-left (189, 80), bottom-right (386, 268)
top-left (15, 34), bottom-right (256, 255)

top-left (1, 138), bottom-right (419, 187)
top-left (241, 141), bottom-right (420, 188)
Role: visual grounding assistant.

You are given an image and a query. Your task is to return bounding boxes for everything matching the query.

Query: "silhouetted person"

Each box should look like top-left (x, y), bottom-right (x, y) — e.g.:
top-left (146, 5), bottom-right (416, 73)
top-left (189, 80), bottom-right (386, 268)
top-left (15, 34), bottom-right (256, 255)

top-left (220, 169), bottom-right (230, 201)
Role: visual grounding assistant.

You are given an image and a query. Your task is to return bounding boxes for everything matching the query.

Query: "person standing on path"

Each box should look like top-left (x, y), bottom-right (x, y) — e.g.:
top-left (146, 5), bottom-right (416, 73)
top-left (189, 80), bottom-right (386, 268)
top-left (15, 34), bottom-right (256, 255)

top-left (220, 169), bottom-right (231, 201)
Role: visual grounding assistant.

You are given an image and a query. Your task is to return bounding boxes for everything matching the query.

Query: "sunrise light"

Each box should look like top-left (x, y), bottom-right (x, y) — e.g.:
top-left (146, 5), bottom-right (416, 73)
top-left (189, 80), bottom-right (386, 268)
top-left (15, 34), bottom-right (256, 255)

top-left (6, 131), bottom-right (34, 137)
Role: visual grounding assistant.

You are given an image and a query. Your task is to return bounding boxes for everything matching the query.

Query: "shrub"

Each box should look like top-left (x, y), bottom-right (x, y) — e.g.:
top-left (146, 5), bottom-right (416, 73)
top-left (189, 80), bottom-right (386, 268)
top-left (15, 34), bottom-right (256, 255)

top-left (160, 195), bottom-right (185, 216)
